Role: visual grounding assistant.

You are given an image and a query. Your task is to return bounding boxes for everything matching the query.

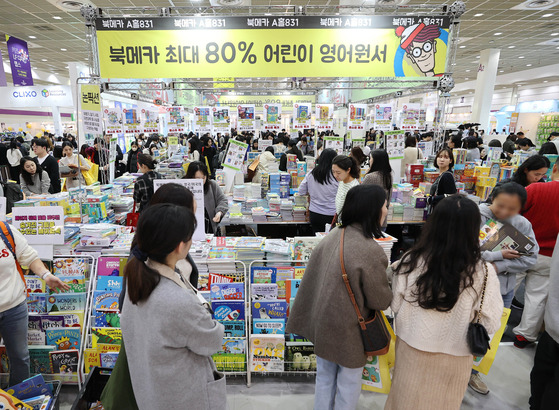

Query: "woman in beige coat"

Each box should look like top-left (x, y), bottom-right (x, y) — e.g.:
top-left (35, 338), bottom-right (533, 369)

top-left (287, 184), bottom-right (393, 409)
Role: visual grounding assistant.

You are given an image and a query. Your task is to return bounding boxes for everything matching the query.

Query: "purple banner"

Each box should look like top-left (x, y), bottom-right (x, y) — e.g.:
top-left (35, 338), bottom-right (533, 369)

top-left (0, 50), bottom-right (7, 86)
top-left (6, 35), bottom-right (33, 86)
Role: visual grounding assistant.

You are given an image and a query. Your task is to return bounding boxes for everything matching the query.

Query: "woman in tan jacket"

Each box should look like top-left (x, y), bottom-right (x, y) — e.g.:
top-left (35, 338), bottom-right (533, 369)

top-left (287, 184), bottom-right (393, 409)
top-left (386, 195), bottom-right (504, 410)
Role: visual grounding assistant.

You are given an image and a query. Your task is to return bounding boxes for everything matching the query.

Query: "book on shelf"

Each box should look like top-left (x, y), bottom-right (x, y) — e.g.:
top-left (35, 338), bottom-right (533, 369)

top-left (220, 320), bottom-right (245, 338)
top-left (0, 346), bottom-right (10, 373)
top-left (479, 218), bottom-right (536, 254)
top-left (45, 328), bottom-right (81, 350)
top-left (250, 335), bottom-right (285, 372)
top-left (253, 319), bottom-right (285, 335)
top-left (28, 346), bottom-right (55, 374)
top-left (94, 310), bottom-right (121, 328)
top-left (24, 276), bottom-right (45, 294)
top-left (212, 301), bottom-right (245, 321)
top-left (210, 283), bottom-right (244, 300)
top-left (92, 291), bottom-right (121, 311)
top-left (252, 301), bottom-right (288, 320)
top-left (26, 294), bottom-right (48, 314)
top-left (285, 342), bottom-right (316, 372)
top-left (6, 374), bottom-right (53, 401)
top-left (22, 394), bottom-right (51, 410)
top-left (52, 258), bottom-right (88, 278)
top-left (285, 279), bottom-right (301, 303)
top-left (251, 267), bottom-right (277, 284)
top-left (97, 256), bottom-right (125, 276)
top-left (91, 328), bottom-right (122, 347)
top-left (46, 293), bottom-right (86, 313)
top-left (275, 267), bottom-right (295, 299)
top-left (27, 330), bottom-right (45, 346)
top-left (49, 350), bottom-right (79, 375)
top-left (96, 276), bottom-right (124, 292)
top-left (99, 352), bottom-right (119, 369)
top-left (292, 237), bottom-right (322, 261)
top-left (251, 284), bottom-right (279, 301)
top-left (50, 275), bottom-right (86, 293)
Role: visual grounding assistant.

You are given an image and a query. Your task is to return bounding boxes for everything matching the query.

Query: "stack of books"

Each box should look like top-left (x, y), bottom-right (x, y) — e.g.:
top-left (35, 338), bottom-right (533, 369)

top-left (280, 200), bottom-right (294, 222)
top-left (233, 185), bottom-right (246, 202)
top-left (374, 233), bottom-right (398, 260)
top-left (252, 207), bottom-right (267, 223)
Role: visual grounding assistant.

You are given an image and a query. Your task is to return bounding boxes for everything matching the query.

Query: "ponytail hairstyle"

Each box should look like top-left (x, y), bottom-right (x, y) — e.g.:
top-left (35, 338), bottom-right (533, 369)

top-left (137, 153), bottom-right (157, 170)
top-left (332, 154), bottom-right (360, 179)
top-left (125, 203), bottom-right (197, 304)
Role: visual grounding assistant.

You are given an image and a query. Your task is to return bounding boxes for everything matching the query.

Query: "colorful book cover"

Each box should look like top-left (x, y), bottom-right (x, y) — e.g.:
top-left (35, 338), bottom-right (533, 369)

top-left (45, 328), bottom-right (81, 350)
top-left (26, 293), bottom-right (47, 314)
top-left (83, 349), bottom-right (101, 374)
top-left (51, 275), bottom-right (86, 293)
top-left (293, 237), bottom-right (322, 261)
top-left (253, 319), bottom-right (285, 335)
top-left (95, 343), bottom-right (121, 354)
top-left (99, 352), bottom-right (119, 369)
top-left (285, 342), bottom-right (316, 371)
top-left (46, 294), bottom-right (86, 313)
top-left (97, 257), bottom-right (122, 276)
top-left (94, 310), bottom-right (121, 328)
top-left (49, 350), bottom-right (79, 374)
top-left (60, 312), bottom-right (84, 328)
top-left (29, 346), bottom-right (55, 374)
top-left (24, 276), bottom-right (45, 294)
top-left (27, 330), bottom-right (46, 346)
top-left (293, 267), bottom-right (306, 280)
top-left (220, 320), bottom-right (245, 338)
top-left (251, 267), bottom-right (277, 283)
top-left (252, 301), bottom-right (288, 320)
top-left (251, 284), bottom-right (278, 301)
top-left (28, 316), bottom-right (42, 332)
top-left (0, 389), bottom-right (33, 409)
top-left (91, 328), bottom-right (122, 347)
top-left (92, 291), bottom-right (120, 311)
top-left (22, 395), bottom-right (51, 410)
top-left (0, 346), bottom-right (9, 373)
top-left (210, 283), bottom-right (244, 300)
top-left (479, 219), bottom-right (536, 254)
top-left (5, 374), bottom-right (53, 400)
top-left (208, 273), bottom-right (236, 286)
top-left (96, 276), bottom-right (123, 292)
top-left (275, 267), bottom-right (294, 299)
top-left (285, 279), bottom-right (301, 302)
top-left (52, 258), bottom-right (88, 278)
top-left (38, 315), bottom-right (64, 331)
top-left (250, 335), bottom-right (285, 372)
top-left (212, 353), bottom-right (246, 372)
top-left (212, 301), bottom-right (245, 321)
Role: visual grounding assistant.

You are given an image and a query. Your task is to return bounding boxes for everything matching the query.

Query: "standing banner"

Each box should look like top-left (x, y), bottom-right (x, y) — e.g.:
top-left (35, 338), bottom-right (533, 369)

top-left (80, 84), bottom-right (103, 136)
top-left (103, 107), bottom-right (123, 135)
top-left (12, 206), bottom-right (64, 245)
top-left (401, 103), bottom-right (420, 130)
top-left (194, 106), bottom-right (212, 134)
top-left (262, 103), bottom-right (282, 131)
top-left (123, 108), bottom-right (141, 134)
top-left (316, 104), bottom-right (334, 131)
top-left (212, 106), bottom-right (230, 134)
top-left (258, 139), bottom-right (273, 152)
top-left (167, 106), bottom-right (185, 133)
top-left (6, 35), bottom-right (33, 86)
top-left (348, 103), bottom-right (367, 131)
top-left (0, 50), bottom-right (7, 87)
top-left (141, 107), bottom-right (159, 134)
top-left (222, 139), bottom-right (249, 171)
top-left (374, 104), bottom-right (393, 131)
top-left (237, 104), bottom-right (255, 132)
top-left (154, 179), bottom-right (205, 241)
top-left (293, 103), bottom-right (312, 130)
top-left (95, 16), bottom-right (451, 78)
top-left (323, 136), bottom-right (344, 154)
top-left (509, 112), bottom-right (519, 134)
top-left (385, 130), bottom-right (405, 159)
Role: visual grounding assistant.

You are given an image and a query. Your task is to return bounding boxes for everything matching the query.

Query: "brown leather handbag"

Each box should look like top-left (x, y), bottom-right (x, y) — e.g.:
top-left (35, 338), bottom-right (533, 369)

top-left (340, 228), bottom-right (390, 356)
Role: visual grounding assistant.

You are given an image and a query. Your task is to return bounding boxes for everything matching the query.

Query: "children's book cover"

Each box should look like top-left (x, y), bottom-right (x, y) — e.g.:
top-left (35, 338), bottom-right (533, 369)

top-left (208, 273), bottom-right (236, 286)
top-left (252, 319), bottom-right (285, 335)
top-left (83, 349), bottom-right (101, 374)
top-left (0, 389), bottom-right (33, 409)
top-left (252, 301), bottom-right (288, 320)
top-left (97, 257), bottom-right (122, 276)
top-left (24, 276), bottom-right (45, 294)
top-left (28, 346), bottom-right (54, 374)
top-left (91, 328), bottom-right (122, 347)
top-left (94, 310), bottom-right (121, 328)
top-left (217, 338), bottom-right (246, 355)
top-left (210, 283), bottom-right (244, 300)
top-left (27, 330), bottom-right (46, 346)
top-left (46, 294), bottom-right (86, 313)
top-left (96, 276), bottom-right (123, 292)
top-left (251, 267), bottom-right (277, 284)
top-left (220, 320), bottom-right (245, 338)
top-left (52, 275), bottom-right (86, 293)
top-left (26, 293), bottom-right (47, 314)
top-left (251, 284), bottom-right (278, 301)
top-left (22, 395), bottom-right (51, 410)
top-left (212, 339), bottom-right (246, 372)
top-left (60, 312), bottom-right (84, 328)
top-left (92, 291), bottom-right (120, 311)
top-left (250, 335), bottom-right (285, 372)
top-left (28, 316), bottom-right (42, 332)
top-left (5, 374), bottom-right (53, 401)
top-left (212, 301), bottom-right (245, 321)
top-left (285, 279), bottom-right (301, 302)
top-left (293, 267), bottom-right (306, 280)
top-left (38, 316), bottom-right (64, 331)
top-left (293, 237), bottom-right (322, 261)
top-left (45, 328), bottom-right (81, 350)
top-left (99, 352), bottom-right (119, 369)
top-left (52, 258), bottom-right (88, 278)
top-left (0, 346), bottom-right (10, 373)
top-left (49, 350), bottom-right (79, 374)
top-left (285, 342), bottom-right (316, 371)
top-left (275, 267), bottom-right (294, 299)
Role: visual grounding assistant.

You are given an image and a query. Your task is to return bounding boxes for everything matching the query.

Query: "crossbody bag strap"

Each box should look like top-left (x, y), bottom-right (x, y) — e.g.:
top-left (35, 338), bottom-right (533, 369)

top-left (340, 228), bottom-right (367, 330)
top-left (475, 262), bottom-right (489, 324)
top-left (0, 222), bottom-right (26, 291)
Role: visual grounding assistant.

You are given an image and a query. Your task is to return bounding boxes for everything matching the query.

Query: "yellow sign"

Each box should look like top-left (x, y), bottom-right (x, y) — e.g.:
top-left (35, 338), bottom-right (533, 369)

top-left (214, 77), bottom-right (234, 89)
top-left (80, 84), bottom-right (101, 112)
top-left (203, 93), bottom-right (315, 111)
top-left (95, 16), bottom-right (450, 79)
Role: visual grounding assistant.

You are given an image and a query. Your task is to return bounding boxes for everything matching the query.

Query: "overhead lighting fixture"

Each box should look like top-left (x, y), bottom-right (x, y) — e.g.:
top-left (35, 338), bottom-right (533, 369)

top-left (543, 13), bottom-right (553, 17)
top-left (41, 58), bottom-right (48, 61)
top-left (29, 35), bottom-right (36, 39)
top-left (53, 16), bottom-right (62, 20)
top-left (499, 70), bottom-right (504, 72)
top-left (60, 48), bottom-right (67, 51)
top-left (465, 78), bottom-right (469, 80)
top-left (508, 45), bottom-right (516, 48)
top-left (552, 33), bottom-right (559, 36)
top-left (474, 13), bottom-right (484, 17)
top-left (494, 32), bottom-right (502, 36)
top-left (544, 80), bottom-right (549, 83)
top-left (476, 56), bottom-right (480, 59)
top-left (459, 45), bottom-right (466, 48)
top-left (466, 69), bottom-right (471, 72)
top-left (518, 56), bottom-right (525, 58)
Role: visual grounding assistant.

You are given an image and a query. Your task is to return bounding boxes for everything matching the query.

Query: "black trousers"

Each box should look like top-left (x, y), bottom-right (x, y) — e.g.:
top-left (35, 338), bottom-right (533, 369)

top-left (309, 211), bottom-right (334, 234)
top-left (530, 331), bottom-right (559, 410)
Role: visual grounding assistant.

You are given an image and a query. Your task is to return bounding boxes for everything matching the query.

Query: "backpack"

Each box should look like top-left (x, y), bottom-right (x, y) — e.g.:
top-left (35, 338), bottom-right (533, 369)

top-left (2, 181), bottom-right (24, 213)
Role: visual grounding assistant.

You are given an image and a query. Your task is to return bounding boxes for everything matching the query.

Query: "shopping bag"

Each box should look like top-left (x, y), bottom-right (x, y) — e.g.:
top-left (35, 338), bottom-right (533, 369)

top-left (82, 159), bottom-right (98, 186)
top-left (472, 308), bottom-right (511, 374)
top-left (100, 342), bottom-right (139, 410)
top-left (361, 312), bottom-right (396, 394)
top-left (126, 201), bottom-right (139, 228)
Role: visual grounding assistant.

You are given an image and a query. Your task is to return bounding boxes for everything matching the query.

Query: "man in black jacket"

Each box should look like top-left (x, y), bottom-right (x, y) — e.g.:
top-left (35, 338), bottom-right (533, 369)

top-left (32, 138), bottom-right (60, 193)
top-left (279, 139), bottom-right (304, 171)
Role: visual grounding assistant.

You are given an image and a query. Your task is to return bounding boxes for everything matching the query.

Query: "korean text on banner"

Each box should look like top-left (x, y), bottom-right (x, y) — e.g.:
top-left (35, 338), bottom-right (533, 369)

top-left (348, 103), bottom-right (367, 131)
top-left (237, 104), bottom-right (256, 132)
top-left (167, 106), bottom-right (185, 133)
top-left (6, 35), bottom-right (33, 86)
top-left (153, 179), bottom-right (205, 241)
top-left (316, 104), bottom-right (333, 131)
top-left (141, 107), bottom-right (159, 134)
top-left (323, 136), bottom-right (344, 155)
top-left (293, 103), bottom-right (312, 130)
top-left (374, 104), bottom-right (393, 131)
top-left (12, 206), bottom-right (64, 245)
top-left (103, 107), bottom-right (123, 135)
top-left (223, 139), bottom-right (248, 171)
top-left (194, 106), bottom-right (212, 133)
top-left (80, 84), bottom-right (103, 135)
top-left (385, 130), bottom-right (406, 160)
top-left (95, 16), bottom-right (450, 79)
top-left (212, 106), bottom-right (230, 134)
top-left (401, 103), bottom-right (420, 130)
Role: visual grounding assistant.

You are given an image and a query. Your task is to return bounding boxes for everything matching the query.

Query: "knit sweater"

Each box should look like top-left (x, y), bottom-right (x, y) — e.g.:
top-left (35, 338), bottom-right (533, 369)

top-left (335, 178), bottom-right (360, 218)
top-left (523, 180), bottom-right (559, 257)
top-left (391, 259), bottom-right (504, 357)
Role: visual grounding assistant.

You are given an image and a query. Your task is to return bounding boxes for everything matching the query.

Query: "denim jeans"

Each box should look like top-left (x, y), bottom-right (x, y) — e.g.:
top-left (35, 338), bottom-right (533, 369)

top-left (0, 302), bottom-right (30, 386)
top-left (314, 356), bottom-right (363, 410)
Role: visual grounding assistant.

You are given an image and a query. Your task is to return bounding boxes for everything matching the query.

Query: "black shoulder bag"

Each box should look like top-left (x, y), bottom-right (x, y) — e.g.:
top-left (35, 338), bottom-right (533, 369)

top-left (467, 262), bottom-right (491, 356)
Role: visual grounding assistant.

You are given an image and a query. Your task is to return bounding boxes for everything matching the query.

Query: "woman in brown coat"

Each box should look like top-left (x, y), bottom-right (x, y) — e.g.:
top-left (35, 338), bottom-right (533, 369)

top-left (287, 184), bottom-right (393, 410)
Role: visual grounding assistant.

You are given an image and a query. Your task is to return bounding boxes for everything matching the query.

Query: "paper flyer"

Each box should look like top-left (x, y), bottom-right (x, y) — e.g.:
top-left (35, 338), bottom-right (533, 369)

top-left (194, 106), bottom-right (212, 133)
top-left (103, 107), bottom-right (123, 135)
top-left (293, 103), bottom-right (312, 130)
top-left (141, 107), bottom-right (159, 134)
top-left (122, 108), bottom-right (141, 134)
top-left (237, 104), bottom-right (256, 132)
top-left (374, 104), bottom-right (393, 131)
top-left (315, 104), bottom-right (334, 131)
top-left (166, 106), bottom-right (185, 133)
top-left (212, 106), bottom-right (230, 134)
top-left (385, 130), bottom-right (406, 160)
top-left (347, 103), bottom-right (367, 131)
top-left (263, 103), bottom-right (282, 131)
top-left (401, 103), bottom-right (420, 130)
top-left (323, 137), bottom-right (344, 155)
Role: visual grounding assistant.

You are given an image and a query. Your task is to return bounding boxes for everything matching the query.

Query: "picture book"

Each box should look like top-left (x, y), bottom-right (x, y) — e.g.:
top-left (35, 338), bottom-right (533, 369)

top-left (95, 343), bottom-right (121, 354)
top-left (52, 275), bottom-right (86, 293)
top-left (96, 276), bottom-right (123, 292)
top-left (27, 330), bottom-right (45, 346)
top-left (479, 219), bottom-right (536, 254)
top-left (28, 346), bottom-right (54, 374)
top-left (24, 276), bottom-right (45, 294)
top-left (285, 342), bottom-right (316, 371)
top-left (220, 320), bottom-right (245, 338)
top-left (0, 389), bottom-right (33, 410)
top-left (6, 374), bottom-right (52, 401)
top-left (36, 315), bottom-right (61, 331)
top-left (49, 350), bottom-right (79, 374)
top-left (92, 291), bottom-right (120, 311)
top-left (212, 353), bottom-right (246, 372)
top-left (251, 267), bottom-right (277, 284)
top-left (99, 352), bottom-right (119, 369)
top-left (91, 328), bottom-right (122, 347)
top-left (218, 338), bottom-right (246, 355)
top-left (94, 310), bottom-right (121, 328)
top-left (45, 328), bottom-right (81, 350)
top-left (208, 273), bottom-right (236, 286)
top-left (275, 267), bottom-right (294, 299)
top-left (59, 312), bottom-right (84, 328)
top-left (251, 284), bottom-right (278, 301)
top-left (285, 279), bottom-right (301, 302)
top-left (293, 237), bottom-right (322, 261)
top-left (52, 258), bottom-right (88, 278)
top-left (0, 346), bottom-right (10, 373)
top-left (28, 316), bottom-right (42, 332)
top-left (210, 283), bottom-right (244, 300)
top-left (252, 301), bottom-right (288, 320)
top-left (253, 319), bottom-right (285, 335)
top-left (26, 294), bottom-right (47, 314)
top-left (22, 395), bottom-right (51, 410)
top-left (212, 301), bottom-right (245, 321)
top-left (83, 349), bottom-right (101, 374)
top-left (286, 333), bottom-right (311, 343)
top-left (250, 335), bottom-right (285, 372)
top-left (46, 294), bottom-right (86, 313)
top-left (97, 257), bottom-right (122, 276)
top-left (293, 267), bottom-right (306, 280)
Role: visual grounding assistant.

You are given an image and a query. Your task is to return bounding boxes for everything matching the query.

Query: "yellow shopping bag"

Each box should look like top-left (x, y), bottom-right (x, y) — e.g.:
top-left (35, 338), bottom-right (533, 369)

top-left (82, 158), bottom-right (98, 185)
top-left (472, 308), bottom-right (511, 374)
top-left (361, 312), bottom-right (395, 394)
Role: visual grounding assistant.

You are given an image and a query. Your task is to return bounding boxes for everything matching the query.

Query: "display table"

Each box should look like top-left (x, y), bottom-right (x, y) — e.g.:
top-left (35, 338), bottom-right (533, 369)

top-left (387, 220), bottom-right (425, 225)
top-left (218, 215), bottom-right (311, 237)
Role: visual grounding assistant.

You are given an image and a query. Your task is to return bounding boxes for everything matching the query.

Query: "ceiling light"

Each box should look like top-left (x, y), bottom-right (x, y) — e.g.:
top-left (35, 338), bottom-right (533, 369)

top-left (465, 78), bottom-right (469, 80)
top-left (41, 59), bottom-right (47, 61)
top-left (508, 45), bottom-right (516, 49)
top-left (474, 13), bottom-right (484, 17)
top-left (518, 56), bottom-right (525, 59)
top-left (28, 35), bottom-right (36, 39)
top-left (466, 69), bottom-right (471, 72)
top-left (476, 56), bottom-right (480, 59)
top-left (544, 80), bottom-right (548, 83)
top-left (60, 48), bottom-right (67, 51)
top-left (552, 33), bottom-right (559, 36)
top-left (459, 45), bottom-right (466, 48)
top-left (494, 32), bottom-right (502, 36)
top-left (543, 13), bottom-right (553, 17)
top-left (53, 16), bottom-right (62, 20)
top-left (499, 70), bottom-right (504, 73)
top-left (527, 64), bottom-right (532, 66)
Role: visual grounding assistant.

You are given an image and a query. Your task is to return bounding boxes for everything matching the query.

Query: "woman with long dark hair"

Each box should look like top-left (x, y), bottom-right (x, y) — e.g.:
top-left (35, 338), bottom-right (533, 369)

top-left (298, 148), bottom-right (339, 233)
top-left (332, 155), bottom-right (360, 222)
top-left (386, 195), bottom-right (503, 410)
top-left (428, 148), bottom-right (457, 211)
top-left (362, 149), bottom-right (393, 205)
top-left (510, 155), bottom-right (550, 187)
top-left (133, 154), bottom-right (162, 212)
top-left (19, 157), bottom-right (50, 197)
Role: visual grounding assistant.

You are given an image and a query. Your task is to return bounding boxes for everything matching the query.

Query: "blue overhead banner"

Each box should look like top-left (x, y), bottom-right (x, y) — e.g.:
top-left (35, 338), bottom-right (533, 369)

top-left (6, 35), bottom-right (34, 86)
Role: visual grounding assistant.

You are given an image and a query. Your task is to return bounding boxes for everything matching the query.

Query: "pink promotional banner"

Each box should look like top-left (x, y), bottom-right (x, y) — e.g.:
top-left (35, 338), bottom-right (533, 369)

top-left (0, 50), bottom-right (7, 87)
top-left (6, 35), bottom-right (33, 86)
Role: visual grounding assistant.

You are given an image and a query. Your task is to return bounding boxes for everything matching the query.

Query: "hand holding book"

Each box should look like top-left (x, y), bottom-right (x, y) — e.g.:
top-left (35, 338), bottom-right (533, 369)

top-left (501, 249), bottom-right (521, 259)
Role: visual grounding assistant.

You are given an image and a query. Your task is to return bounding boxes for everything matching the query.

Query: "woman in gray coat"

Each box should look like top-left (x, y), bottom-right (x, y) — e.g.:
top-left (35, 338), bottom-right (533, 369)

top-left (121, 204), bottom-right (226, 410)
top-left (287, 185), bottom-right (393, 410)
top-left (19, 157), bottom-right (51, 197)
top-left (185, 161), bottom-right (229, 233)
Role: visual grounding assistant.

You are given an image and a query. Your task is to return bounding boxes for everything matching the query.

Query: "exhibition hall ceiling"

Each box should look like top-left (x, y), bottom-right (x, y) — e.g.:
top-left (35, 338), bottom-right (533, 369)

top-left (0, 0), bottom-right (558, 89)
